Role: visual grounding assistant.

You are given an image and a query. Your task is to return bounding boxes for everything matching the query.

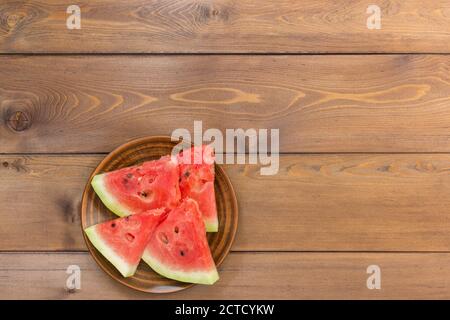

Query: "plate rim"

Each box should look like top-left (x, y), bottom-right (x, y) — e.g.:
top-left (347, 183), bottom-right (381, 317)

top-left (80, 135), bottom-right (239, 293)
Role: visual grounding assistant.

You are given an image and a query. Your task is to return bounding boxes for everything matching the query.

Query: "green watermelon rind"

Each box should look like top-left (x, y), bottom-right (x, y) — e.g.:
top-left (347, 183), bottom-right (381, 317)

top-left (204, 219), bottom-right (219, 233)
top-left (84, 225), bottom-right (137, 278)
top-left (91, 174), bottom-right (132, 218)
top-left (142, 251), bottom-right (219, 285)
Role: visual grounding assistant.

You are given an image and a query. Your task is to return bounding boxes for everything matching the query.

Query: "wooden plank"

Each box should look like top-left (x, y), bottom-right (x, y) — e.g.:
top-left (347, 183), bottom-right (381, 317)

top-left (2, 55), bottom-right (450, 153)
top-left (2, 252), bottom-right (450, 299)
top-left (2, 154), bottom-right (450, 251)
top-left (1, 1), bottom-right (450, 53)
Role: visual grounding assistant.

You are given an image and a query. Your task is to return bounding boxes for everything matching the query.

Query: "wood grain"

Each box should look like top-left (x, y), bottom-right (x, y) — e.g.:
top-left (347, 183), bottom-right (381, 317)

top-left (2, 252), bottom-right (450, 299)
top-left (2, 154), bottom-right (450, 251)
top-left (2, 55), bottom-right (450, 152)
top-left (1, 0), bottom-right (450, 53)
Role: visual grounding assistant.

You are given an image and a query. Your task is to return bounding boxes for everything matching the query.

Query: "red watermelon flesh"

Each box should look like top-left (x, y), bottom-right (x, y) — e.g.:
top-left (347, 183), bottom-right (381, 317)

top-left (177, 145), bottom-right (218, 232)
top-left (142, 198), bottom-right (219, 285)
top-left (91, 156), bottom-right (180, 217)
top-left (84, 208), bottom-right (168, 277)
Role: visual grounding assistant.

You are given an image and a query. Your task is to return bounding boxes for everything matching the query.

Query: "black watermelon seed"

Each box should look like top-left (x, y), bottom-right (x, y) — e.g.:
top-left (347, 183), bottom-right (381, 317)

top-left (125, 233), bottom-right (135, 242)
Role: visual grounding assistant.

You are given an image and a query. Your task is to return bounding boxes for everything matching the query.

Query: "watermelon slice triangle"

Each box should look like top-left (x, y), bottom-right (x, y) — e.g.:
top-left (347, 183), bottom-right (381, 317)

top-left (91, 155), bottom-right (180, 217)
top-left (84, 208), bottom-right (167, 277)
top-left (177, 145), bottom-right (219, 232)
top-left (142, 198), bottom-right (219, 285)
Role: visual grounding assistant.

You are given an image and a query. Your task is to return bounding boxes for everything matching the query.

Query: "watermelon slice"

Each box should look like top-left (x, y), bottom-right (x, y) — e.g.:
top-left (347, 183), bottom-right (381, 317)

top-left (91, 156), bottom-right (180, 217)
top-left (177, 145), bottom-right (218, 232)
top-left (84, 208), bottom-right (167, 277)
top-left (142, 198), bottom-right (219, 285)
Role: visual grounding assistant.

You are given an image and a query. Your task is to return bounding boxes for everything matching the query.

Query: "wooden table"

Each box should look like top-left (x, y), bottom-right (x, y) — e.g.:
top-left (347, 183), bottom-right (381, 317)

top-left (1, 0), bottom-right (450, 299)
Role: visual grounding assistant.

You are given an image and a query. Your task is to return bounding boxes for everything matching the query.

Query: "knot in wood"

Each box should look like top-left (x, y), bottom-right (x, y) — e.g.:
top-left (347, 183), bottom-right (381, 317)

top-left (7, 111), bottom-right (31, 132)
top-left (6, 14), bottom-right (21, 28)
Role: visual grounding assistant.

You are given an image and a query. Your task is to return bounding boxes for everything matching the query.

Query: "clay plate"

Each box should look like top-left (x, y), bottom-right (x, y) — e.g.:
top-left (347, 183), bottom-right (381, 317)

top-left (81, 136), bottom-right (238, 293)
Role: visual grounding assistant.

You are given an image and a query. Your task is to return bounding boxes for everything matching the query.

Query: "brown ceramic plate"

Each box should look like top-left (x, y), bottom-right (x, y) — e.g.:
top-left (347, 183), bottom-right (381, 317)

top-left (81, 136), bottom-right (238, 293)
